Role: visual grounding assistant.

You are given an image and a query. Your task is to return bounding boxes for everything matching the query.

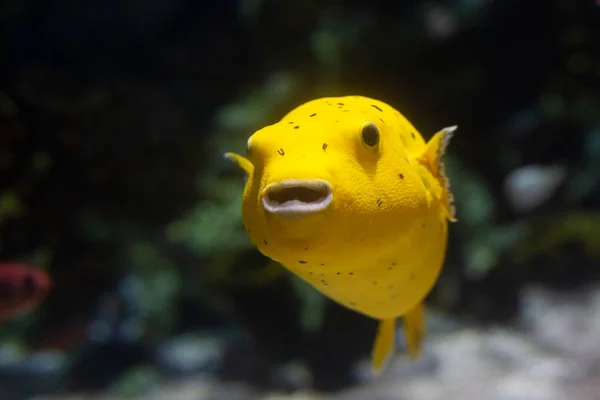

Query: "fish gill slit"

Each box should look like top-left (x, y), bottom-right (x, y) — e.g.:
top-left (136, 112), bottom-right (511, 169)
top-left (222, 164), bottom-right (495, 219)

top-left (310, 113), bottom-right (317, 117)
top-left (371, 104), bottom-right (383, 112)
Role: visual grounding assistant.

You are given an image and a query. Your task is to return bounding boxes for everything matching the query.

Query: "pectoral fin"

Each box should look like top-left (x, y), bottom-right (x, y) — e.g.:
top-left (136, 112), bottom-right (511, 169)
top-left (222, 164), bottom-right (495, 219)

top-left (224, 152), bottom-right (254, 176)
top-left (371, 318), bottom-right (396, 375)
top-left (416, 126), bottom-right (457, 222)
top-left (403, 302), bottom-right (426, 359)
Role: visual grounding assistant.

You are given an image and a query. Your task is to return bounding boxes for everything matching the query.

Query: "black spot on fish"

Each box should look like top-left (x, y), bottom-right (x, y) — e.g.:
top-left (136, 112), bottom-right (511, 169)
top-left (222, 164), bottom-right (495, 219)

top-left (310, 113), bottom-right (317, 117)
top-left (379, 117), bottom-right (385, 123)
top-left (372, 281), bottom-right (378, 285)
top-left (335, 120), bottom-right (339, 123)
top-left (410, 273), bottom-right (415, 280)
top-left (320, 263), bottom-right (325, 266)
top-left (321, 279), bottom-right (328, 286)
top-left (288, 121), bottom-right (294, 124)
top-left (304, 246), bottom-right (309, 251)
top-left (263, 239), bottom-right (268, 245)
top-left (309, 272), bottom-right (314, 276)
top-left (399, 173), bottom-right (404, 180)
top-left (411, 132), bottom-right (416, 139)
top-left (350, 302), bottom-right (357, 306)
top-left (360, 238), bottom-right (365, 242)
top-left (299, 260), bottom-right (307, 264)
top-left (337, 102), bottom-right (345, 106)
top-left (322, 143), bottom-right (328, 150)
top-left (336, 272), bottom-right (341, 275)
top-left (277, 148), bottom-right (285, 156)
top-left (392, 262), bottom-right (397, 266)
top-left (377, 199), bottom-right (383, 207)
top-left (371, 104), bottom-right (383, 112)
top-left (422, 223), bottom-right (426, 228)
top-left (320, 273), bottom-right (324, 277)
top-left (294, 125), bottom-right (300, 129)
top-left (349, 272), bottom-right (354, 276)
top-left (341, 110), bottom-right (350, 112)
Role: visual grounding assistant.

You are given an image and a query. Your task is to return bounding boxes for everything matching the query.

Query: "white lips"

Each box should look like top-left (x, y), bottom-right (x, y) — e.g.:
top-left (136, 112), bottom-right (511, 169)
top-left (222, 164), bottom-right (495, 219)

top-left (262, 179), bottom-right (333, 217)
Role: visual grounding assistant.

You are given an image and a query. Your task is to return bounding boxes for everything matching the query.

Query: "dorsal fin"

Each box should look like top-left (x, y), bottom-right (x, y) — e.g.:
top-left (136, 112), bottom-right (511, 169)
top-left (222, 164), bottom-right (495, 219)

top-left (415, 126), bottom-right (457, 222)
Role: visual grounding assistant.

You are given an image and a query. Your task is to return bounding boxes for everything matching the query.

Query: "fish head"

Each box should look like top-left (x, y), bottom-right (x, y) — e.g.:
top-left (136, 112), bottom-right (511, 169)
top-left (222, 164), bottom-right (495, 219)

top-left (229, 97), bottom-right (432, 265)
top-left (0, 264), bottom-right (52, 321)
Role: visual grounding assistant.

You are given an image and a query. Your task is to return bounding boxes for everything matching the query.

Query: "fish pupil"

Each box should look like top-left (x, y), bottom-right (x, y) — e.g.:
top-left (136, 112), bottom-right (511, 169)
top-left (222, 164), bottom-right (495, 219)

top-left (361, 122), bottom-right (379, 147)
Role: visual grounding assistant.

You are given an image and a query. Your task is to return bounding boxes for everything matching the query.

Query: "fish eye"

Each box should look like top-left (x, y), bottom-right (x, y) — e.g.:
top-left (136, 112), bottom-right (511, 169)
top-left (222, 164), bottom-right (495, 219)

top-left (22, 273), bottom-right (36, 296)
top-left (361, 122), bottom-right (380, 147)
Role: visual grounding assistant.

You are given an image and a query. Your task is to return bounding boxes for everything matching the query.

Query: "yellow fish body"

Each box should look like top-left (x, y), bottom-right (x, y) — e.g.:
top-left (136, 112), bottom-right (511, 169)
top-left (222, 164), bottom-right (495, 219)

top-left (225, 95), bottom-right (457, 375)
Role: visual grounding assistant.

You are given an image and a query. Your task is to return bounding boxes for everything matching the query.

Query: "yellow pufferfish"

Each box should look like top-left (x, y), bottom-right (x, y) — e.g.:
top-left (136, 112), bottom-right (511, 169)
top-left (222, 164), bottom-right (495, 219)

top-left (225, 95), bottom-right (457, 375)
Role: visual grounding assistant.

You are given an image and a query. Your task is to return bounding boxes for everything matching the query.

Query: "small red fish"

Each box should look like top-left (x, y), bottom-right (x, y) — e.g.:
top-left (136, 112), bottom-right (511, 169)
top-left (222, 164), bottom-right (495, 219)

top-left (0, 263), bottom-right (52, 321)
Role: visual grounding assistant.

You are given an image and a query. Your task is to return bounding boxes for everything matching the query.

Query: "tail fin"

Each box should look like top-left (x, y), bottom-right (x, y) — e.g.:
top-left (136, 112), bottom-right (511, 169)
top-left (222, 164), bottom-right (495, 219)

top-left (403, 302), bottom-right (426, 359)
top-left (371, 318), bottom-right (397, 375)
top-left (416, 126), bottom-right (457, 222)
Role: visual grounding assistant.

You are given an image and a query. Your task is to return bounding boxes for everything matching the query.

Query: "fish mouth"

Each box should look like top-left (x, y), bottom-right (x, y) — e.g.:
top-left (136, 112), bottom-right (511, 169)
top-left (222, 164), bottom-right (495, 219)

top-left (262, 179), bottom-right (333, 217)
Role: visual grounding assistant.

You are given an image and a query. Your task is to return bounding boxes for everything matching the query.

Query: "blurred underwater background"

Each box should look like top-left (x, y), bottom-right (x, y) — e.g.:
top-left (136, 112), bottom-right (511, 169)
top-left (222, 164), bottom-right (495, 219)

top-left (0, 0), bottom-right (600, 399)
